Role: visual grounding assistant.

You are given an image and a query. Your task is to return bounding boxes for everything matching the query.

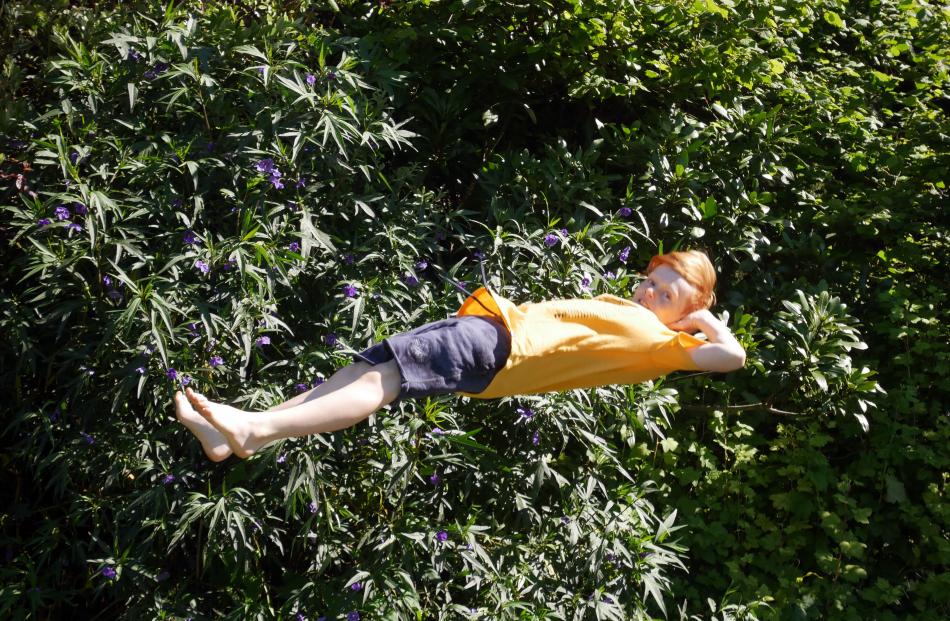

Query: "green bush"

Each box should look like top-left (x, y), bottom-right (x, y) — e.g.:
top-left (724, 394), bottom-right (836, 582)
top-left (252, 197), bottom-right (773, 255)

top-left (1, 1), bottom-right (946, 619)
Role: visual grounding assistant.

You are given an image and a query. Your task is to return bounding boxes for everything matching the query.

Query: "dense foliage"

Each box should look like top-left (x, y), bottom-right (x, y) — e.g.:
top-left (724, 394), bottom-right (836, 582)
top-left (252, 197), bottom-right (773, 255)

top-left (1, 0), bottom-right (946, 619)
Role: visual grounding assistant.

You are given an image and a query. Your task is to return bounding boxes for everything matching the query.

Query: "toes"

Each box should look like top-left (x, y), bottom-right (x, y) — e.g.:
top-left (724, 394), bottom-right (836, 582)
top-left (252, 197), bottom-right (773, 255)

top-left (185, 388), bottom-right (206, 408)
top-left (196, 404), bottom-right (217, 424)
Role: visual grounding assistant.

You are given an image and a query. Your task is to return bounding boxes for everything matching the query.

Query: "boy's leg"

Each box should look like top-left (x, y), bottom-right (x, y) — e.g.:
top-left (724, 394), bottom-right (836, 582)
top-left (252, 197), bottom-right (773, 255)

top-left (266, 358), bottom-right (386, 412)
top-left (175, 358), bottom-right (382, 461)
top-left (185, 359), bottom-right (402, 458)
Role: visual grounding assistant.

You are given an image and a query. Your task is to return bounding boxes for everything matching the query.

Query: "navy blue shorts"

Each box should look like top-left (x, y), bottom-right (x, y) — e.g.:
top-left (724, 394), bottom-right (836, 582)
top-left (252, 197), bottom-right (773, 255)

top-left (350, 315), bottom-right (510, 406)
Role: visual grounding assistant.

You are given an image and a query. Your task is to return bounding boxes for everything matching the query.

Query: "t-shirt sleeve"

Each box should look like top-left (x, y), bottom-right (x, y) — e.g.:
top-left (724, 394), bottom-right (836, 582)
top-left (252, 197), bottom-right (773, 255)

top-left (654, 330), bottom-right (706, 373)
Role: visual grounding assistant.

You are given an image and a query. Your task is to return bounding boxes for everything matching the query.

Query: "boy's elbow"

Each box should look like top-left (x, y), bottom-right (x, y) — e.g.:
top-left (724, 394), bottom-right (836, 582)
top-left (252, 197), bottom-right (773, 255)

top-left (715, 347), bottom-right (746, 372)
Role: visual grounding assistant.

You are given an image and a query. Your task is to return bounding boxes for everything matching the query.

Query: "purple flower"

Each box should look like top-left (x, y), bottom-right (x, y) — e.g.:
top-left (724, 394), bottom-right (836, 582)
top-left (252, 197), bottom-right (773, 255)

top-left (343, 283), bottom-right (358, 298)
top-left (560, 228), bottom-right (568, 236)
top-left (54, 205), bottom-right (70, 220)
top-left (429, 473), bottom-right (440, 485)
top-left (256, 158), bottom-right (276, 173)
top-left (258, 66), bottom-right (267, 74)
top-left (166, 368), bottom-right (178, 380)
top-left (342, 253), bottom-right (355, 265)
top-left (195, 260), bottom-right (210, 274)
top-left (516, 406), bottom-right (534, 420)
top-left (270, 174), bottom-right (284, 189)
top-left (472, 249), bottom-right (485, 260)
top-left (73, 202), bottom-right (87, 215)
top-left (188, 322), bottom-right (199, 336)
top-left (181, 375), bottom-right (191, 386)
top-left (532, 431), bottom-right (540, 446)
top-left (67, 223), bottom-right (82, 233)
top-left (183, 230), bottom-right (197, 245)
top-left (128, 48), bottom-right (142, 62)
top-left (308, 501), bottom-right (318, 513)
top-left (403, 274), bottom-right (419, 287)
top-left (327, 71), bottom-right (337, 80)
top-left (306, 73), bottom-right (316, 85)
top-left (604, 270), bottom-right (615, 280)
top-left (277, 453), bottom-right (287, 464)
top-left (81, 431), bottom-right (95, 445)
top-left (580, 274), bottom-right (592, 291)
top-left (466, 543), bottom-right (474, 550)
top-left (619, 246), bottom-right (631, 263)
top-left (172, 198), bottom-right (183, 208)
top-left (543, 233), bottom-right (559, 247)
top-left (210, 356), bottom-right (223, 367)
top-left (312, 376), bottom-right (326, 387)
top-left (324, 333), bottom-right (338, 347)
top-left (69, 152), bottom-right (79, 165)
top-left (256, 335), bottom-right (271, 346)
top-left (295, 382), bottom-right (309, 393)
top-left (436, 530), bottom-right (448, 542)
top-left (561, 516), bottom-right (571, 525)
top-left (350, 582), bottom-right (363, 592)
top-left (296, 177), bottom-right (307, 188)
top-left (289, 242), bottom-right (301, 252)
top-left (431, 427), bottom-right (444, 436)
top-left (102, 275), bottom-right (112, 286)
top-left (295, 614), bottom-right (306, 621)
top-left (415, 259), bottom-right (428, 270)
top-left (162, 474), bottom-right (175, 484)
top-left (136, 366), bottom-right (146, 374)
top-left (618, 207), bottom-right (632, 217)
top-left (102, 566), bottom-right (116, 579)
top-left (37, 218), bottom-right (51, 227)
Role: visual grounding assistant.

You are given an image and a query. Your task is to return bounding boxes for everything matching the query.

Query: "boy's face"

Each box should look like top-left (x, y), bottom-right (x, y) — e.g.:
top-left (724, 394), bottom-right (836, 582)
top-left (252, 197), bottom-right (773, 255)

top-left (632, 265), bottom-right (697, 326)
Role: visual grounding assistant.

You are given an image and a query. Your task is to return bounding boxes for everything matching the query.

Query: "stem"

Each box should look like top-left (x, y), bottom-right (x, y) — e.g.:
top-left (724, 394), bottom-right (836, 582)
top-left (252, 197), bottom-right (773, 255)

top-left (684, 402), bottom-right (805, 416)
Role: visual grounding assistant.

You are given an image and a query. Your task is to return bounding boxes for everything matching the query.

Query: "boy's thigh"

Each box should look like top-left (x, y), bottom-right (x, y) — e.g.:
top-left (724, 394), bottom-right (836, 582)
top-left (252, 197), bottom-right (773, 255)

top-left (350, 315), bottom-right (510, 404)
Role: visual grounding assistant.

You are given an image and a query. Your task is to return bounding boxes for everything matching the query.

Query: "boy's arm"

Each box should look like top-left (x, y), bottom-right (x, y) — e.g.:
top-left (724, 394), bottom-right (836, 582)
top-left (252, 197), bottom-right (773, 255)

top-left (668, 310), bottom-right (746, 372)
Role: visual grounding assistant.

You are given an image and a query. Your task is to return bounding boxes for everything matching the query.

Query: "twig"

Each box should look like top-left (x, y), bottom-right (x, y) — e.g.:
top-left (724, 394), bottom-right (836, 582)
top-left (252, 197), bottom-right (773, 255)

top-left (684, 402), bottom-right (805, 416)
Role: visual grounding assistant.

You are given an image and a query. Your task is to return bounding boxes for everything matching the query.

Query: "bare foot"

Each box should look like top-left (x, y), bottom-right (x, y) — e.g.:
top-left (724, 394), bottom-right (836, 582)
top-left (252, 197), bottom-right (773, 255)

top-left (174, 391), bottom-right (232, 462)
top-left (184, 387), bottom-right (268, 458)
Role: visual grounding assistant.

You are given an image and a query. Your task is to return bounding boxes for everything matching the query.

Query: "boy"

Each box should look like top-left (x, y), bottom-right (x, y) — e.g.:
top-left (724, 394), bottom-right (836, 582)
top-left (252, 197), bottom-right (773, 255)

top-left (175, 250), bottom-right (745, 461)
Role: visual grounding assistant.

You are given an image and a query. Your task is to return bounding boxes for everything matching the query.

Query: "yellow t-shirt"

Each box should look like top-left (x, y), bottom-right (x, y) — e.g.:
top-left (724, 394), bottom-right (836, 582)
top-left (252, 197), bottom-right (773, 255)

top-left (454, 286), bottom-right (704, 399)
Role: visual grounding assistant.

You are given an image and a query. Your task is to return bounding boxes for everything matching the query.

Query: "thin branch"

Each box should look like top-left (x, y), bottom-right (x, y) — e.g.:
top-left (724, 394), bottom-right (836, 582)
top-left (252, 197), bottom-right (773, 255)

top-left (684, 402), bottom-right (805, 416)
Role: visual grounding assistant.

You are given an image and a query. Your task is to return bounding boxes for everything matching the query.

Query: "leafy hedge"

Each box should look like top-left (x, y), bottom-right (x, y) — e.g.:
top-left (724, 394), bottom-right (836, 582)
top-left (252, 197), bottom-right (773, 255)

top-left (1, 1), bottom-right (946, 620)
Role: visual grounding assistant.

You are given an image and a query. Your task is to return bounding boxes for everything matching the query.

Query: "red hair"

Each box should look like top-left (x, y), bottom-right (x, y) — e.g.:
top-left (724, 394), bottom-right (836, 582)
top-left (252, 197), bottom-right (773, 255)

top-left (646, 250), bottom-right (717, 311)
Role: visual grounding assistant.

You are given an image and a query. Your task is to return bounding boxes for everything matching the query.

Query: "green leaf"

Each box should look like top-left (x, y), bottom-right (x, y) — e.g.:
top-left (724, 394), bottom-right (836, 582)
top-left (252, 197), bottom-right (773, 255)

top-left (127, 82), bottom-right (138, 111)
top-left (823, 11), bottom-right (845, 28)
top-left (711, 102), bottom-right (730, 120)
top-left (885, 475), bottom-right (907, 504)
top-left (232, 45), bottom-right (268, 60)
